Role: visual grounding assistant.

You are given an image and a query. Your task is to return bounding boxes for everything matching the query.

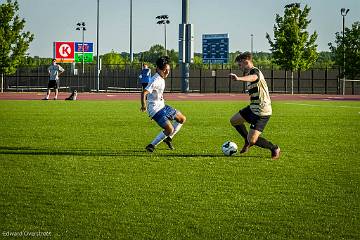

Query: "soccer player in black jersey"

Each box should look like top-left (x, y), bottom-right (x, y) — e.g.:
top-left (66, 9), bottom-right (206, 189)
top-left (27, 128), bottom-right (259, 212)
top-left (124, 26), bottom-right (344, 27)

top-left (229, 52), bottom-right (280, 159)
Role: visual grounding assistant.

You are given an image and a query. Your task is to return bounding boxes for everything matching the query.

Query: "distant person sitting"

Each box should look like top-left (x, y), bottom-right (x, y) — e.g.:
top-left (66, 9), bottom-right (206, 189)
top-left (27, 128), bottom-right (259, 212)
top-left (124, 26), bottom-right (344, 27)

top-left (139, 64), bottom-right (151, 90)
top-left (43, 59), bottom-right (64, 100)
top-left (65, 90), bottom-right (77, 100)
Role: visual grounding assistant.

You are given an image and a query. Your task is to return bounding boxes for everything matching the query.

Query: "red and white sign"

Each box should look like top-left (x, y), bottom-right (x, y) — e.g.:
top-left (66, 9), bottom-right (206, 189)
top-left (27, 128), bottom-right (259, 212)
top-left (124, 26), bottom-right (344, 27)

top-left (54, 42), bottom-right (75, 62)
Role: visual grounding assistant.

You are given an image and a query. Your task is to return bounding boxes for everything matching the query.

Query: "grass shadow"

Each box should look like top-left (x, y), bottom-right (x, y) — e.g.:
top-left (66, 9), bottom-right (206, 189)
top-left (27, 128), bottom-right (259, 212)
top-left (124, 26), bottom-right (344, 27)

top-left (0, 146), bottom-right (264, 159)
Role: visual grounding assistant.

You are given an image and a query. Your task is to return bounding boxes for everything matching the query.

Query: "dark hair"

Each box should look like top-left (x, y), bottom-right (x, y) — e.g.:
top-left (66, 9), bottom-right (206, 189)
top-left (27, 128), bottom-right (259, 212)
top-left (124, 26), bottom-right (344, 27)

top-left (156, 56), bottom-right (170, 70)
top-left (52, 58), bottom-right (56, 62)
top-left (235, 52), bottom-right (252, 62)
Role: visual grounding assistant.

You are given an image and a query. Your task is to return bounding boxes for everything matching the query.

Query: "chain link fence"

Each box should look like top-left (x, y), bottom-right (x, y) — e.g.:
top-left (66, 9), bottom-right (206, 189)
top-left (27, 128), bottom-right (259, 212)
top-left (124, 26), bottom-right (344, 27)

top-left (2, 64), bottom-right (359, 95)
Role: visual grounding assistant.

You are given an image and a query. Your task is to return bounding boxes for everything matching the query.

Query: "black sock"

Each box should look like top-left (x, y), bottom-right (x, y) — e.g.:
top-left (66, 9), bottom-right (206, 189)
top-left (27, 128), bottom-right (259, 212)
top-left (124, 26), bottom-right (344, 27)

top-left (255, 137), bottom-right (277, 150)
top-left (234, 124), bottom-right (249, 143)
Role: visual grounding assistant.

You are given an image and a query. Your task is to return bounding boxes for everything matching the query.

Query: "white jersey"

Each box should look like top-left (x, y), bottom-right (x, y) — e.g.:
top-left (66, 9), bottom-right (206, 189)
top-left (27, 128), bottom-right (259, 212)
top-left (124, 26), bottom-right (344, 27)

top-left (145, 73), bottom-right (165, 117)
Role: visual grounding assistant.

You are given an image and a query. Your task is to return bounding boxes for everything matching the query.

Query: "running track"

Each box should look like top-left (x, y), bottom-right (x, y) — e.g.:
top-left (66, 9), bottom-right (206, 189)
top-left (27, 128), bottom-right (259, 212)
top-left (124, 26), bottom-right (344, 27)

top-left (0, 92), bottom-right (360, 101)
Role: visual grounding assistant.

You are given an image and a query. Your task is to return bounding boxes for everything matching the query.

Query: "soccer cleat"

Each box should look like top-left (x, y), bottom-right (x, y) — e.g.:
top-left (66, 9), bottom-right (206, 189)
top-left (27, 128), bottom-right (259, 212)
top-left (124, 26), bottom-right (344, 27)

top-left (42, 98), bottom-right (49, 100)
top-left (271, 146), bottom-right (281, 160)
top-left (163, 137), bottom-right (174, 150)
top-left (240, 143), bottom-right (250, 154)
top-left (145, 144), bottom-right (155, 152)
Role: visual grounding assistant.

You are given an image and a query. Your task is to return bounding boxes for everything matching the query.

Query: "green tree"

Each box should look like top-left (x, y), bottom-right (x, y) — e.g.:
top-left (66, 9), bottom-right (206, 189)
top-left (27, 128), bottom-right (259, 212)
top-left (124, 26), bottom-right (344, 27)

top-left (19, 56), bottom-right (52, 67)
top-left (266, 3), bottom-right (318, 94)
top-left (141, 44), bottom-right (178, 68)
top-left (0, 0), bottom-right (34, 91)
top-left (166, 49), bottom-right (178, 69)
top-left (101, 50), bottom-right (126, 69)
top-left (142, 44), bottom-right (166, 64)
top-left (329, 21), bottom-right (360, 79)
top-left (253, 52), bottom-right (275, 69)
top-left (192, 55), bottom-right (203, 69)
top-left (313, 51), bottom-right (335, 69)
top-left (229, 51), bottom-right (241, 68)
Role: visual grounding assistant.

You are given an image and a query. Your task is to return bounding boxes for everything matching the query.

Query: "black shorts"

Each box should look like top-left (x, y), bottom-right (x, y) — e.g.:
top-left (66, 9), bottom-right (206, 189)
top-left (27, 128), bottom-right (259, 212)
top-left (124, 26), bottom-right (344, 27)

top-left (239, 105), bottom-right (270, 132)
top-left (48, 80), bottom-right (59, 89)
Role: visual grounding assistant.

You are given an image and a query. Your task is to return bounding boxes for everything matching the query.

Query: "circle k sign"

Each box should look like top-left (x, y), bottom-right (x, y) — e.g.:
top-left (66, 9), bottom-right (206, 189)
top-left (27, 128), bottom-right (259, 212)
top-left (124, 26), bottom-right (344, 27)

top-left (55, 42), bottom-right (75, 60)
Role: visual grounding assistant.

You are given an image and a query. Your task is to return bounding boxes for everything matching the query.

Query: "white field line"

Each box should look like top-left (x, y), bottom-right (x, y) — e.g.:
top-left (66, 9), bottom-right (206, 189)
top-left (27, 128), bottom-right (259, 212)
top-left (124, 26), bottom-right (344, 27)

top-left (284, 102), bottom-right (360, 109)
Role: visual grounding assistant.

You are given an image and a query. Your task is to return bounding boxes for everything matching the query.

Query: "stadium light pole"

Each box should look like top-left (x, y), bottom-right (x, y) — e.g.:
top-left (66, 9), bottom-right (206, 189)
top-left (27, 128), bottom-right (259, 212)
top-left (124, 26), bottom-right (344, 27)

top-left (180, 0), bottom-right (190, 93)
top-left (156, 15), bottom-right (170, 56)
top-left (341, 8), bottom-right (349, 95)
top-left (96, 0), bottom-right (100, 92)
top-left (76, 22), bottom-right (86, 74)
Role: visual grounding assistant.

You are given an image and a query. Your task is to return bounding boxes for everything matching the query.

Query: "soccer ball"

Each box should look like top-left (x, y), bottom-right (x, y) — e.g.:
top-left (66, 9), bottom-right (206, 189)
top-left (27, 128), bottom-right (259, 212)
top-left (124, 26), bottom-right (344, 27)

top-left (222, 141), bottom-right (238, 156)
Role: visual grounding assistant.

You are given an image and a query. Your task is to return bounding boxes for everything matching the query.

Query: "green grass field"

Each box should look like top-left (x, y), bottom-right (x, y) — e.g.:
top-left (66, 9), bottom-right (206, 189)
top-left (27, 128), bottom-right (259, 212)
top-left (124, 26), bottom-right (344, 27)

top-left (1, 100), bottom-right (359, 239)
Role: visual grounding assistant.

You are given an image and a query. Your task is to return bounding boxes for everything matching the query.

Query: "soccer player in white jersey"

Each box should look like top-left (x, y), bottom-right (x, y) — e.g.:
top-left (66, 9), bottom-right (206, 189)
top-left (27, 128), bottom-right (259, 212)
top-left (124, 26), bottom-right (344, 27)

top-left (229, 52), bottom-right (280, 159)
top-left (140, 56), bottom-right (186, 152)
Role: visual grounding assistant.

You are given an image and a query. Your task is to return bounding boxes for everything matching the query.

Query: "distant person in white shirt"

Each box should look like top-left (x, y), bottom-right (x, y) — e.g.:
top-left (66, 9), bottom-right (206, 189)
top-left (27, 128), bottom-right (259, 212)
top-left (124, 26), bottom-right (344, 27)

top-left (140, 56), bottom-right (186, 152)
top-left (43, 59), bottom-right (64, 100)
top-left (139, 63), bottom-right (151, 90)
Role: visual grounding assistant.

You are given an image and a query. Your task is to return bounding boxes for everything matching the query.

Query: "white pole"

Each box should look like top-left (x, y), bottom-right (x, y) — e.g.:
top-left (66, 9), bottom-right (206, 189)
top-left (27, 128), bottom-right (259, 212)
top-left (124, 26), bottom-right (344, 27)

top-left (82, 28), bottom-right (85, 74)
top-left (1, 73), bottom-right (3, 93)
top-left (343, 14), bottom-right (346, 95)
top-left (291, 71), bottom-right (294, 95)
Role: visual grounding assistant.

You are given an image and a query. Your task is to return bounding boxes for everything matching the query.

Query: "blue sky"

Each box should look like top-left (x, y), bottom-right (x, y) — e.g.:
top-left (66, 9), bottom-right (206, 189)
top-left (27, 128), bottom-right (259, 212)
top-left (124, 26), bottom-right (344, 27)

top-left (14, 0), bottom-right (360, 57)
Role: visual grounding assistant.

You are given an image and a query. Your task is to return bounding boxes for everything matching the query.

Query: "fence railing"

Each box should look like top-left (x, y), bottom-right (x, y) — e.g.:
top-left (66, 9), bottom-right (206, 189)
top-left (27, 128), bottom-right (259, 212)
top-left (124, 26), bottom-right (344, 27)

top-left (2, 65), bottom-right (359, 95)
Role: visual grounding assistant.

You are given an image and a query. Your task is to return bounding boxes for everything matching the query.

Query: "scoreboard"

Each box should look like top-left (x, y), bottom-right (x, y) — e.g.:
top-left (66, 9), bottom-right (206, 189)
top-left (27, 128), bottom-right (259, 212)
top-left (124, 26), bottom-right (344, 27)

top-left (202, 34), bottom-right (229, 64)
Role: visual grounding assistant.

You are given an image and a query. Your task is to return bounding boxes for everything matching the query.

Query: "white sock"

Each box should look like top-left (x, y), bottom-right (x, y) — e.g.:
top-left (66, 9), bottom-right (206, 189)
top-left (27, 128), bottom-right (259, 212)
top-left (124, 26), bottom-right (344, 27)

top-left (151, 131), bottom-right (167, 146)
top-left (169, 122), bottom-right (183, 139)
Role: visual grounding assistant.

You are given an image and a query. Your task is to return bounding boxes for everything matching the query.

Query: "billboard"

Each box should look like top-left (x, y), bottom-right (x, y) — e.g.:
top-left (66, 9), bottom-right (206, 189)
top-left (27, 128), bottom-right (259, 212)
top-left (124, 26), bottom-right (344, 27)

top-left (54, 42), bottom-right (75, 62)
top-left (54, 42), bottom-right (94, 63)
top-left (75, 42), bottom-right (94, 53)
top-left (74, 42), bottom-right (94, 63)
top-left (202, 34), bottom-right (229, 64)
top-left (75, 52), bottom-right (93, 63)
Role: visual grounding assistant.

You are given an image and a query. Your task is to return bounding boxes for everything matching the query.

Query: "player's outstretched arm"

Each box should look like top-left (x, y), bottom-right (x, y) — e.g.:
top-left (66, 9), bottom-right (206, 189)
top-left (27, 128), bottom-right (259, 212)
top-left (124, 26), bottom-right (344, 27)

top-left (229, 73), bottom-right (239, 81)
top-left (229, 73), bottom-right (258, 82)
top-left (140, 90), bottom-right (149, 112)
